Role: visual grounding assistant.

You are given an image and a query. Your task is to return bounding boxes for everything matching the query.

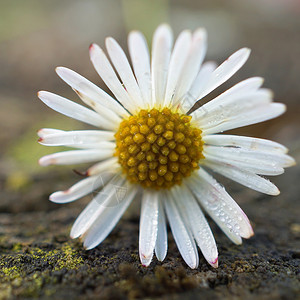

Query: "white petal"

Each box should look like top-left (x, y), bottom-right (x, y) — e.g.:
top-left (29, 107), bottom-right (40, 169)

top-left (87, 157), bottom-right (119, 176)
top-left (70, 173), bottom-right (126, 238)
top-left (188, 168), bottom-right (254, 243)
top-left (106, 37), bottom-right (144, 108)
top-left (192, 77), bottom-right (266, 121)
top-left (203, 160), bottom-right (280, 195)
top-left (37, 128), bottom-right (64, 138)
top-left (204, 145), bottom-right (294, 171)
top-left (202, 103), bottom-right (286, 135)
top-left (193, 77), bottom-right (264, 118)
top-left (172, 28), bottom-right (207, 108)
top-left (164, 30), bottom-right (192, 106)
top-left (38, 130), bottom-right (115, 147)
top-left (89, 44), bottom-right (136, 113)
top-left (184, 61), bottom-right (217, 109)
top-left (195, 89), bottom-right (272, 129)
top-left (39, 148), bottom-right (114, 166)
top-left (151, 24), bottom-right (173, 107)
top-left (74, 90), bottom-right (121, 127)
top-left (128, 31), bottom-right (151, 107)
top-left (155, 197), bottom-right (168, 262)
top-left (139, 191), bottom-right (159, 266)
top-left (193, 81), bottom-right (269, 123)
top-left (204, 153), bottom-right (284, 176)
top-left (197, 48), bottom-right (251, 100)
top-left (172, 186), bottom-right (218, 268)
top-left (164, 191), bottom-right (199, 269)
top-left (38, 91), bottom-right (115, 130)
top-left (55, 67), bottom-right (129, 118)
top-left (82, 184), bottom-right (137, 249)
top-left (50, 172), bottom-right (113, 204)
top-left (203, 134), bottom-right (288, 154)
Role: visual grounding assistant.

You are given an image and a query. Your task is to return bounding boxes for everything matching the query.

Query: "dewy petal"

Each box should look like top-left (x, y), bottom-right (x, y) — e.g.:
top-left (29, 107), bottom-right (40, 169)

top-left (171, 28), bottom-right (207, 108)
top-left (128, 31), bottom-right (152, 107)
top-left (83, 184), bottom-right (137, 250)
top-left (38, 130), bottom-right (115, 147)
top-left (39, 148), bottom-right (114, 166)
top-left (50, 172), bottom-right (113, 204)
top-left (197, 48), bottom-right (251, 100)
top-left (204, 145), bottom-right (295, 170)
top-left (151, 24), bottom-right (173, 107)
top-left (203, 134), bottom-right (288, 154)
top-left (184, 61), bottom-right (217, 109)
top-left (194, 77), bottom-right (264, 116)
top-left (202, 103), bottom-right (286, 134)
top-left (38, 91), bottom-right (116, 130)
top-left (204, 153), bottom-right (284, 176)
top-left (188, 169), bottom-right (254, 243)
top-left (192, 77), bottom-right (266, 121)
top-left (106, 37), bottom-right (144, 108)
top-left (172, 185), bottom-right (218, 268)
top-left (89, 43), bottom-right (136, 113)
top-left (70, 173), bottom-right (126, 239)
top-left (164, 191), bottom-right (199, 269)
top-left (195, 90), bottom-right (272, 130)
top-left (155, 196), bottom-right (168, 262)
top-left (203, 160), bottom-right (280, 195)
top-left (55, 67), bottom-right (129, 118)
top-left (139, 191), bottom-right (159, 266)
top-left (164, 30), bottom-right (192, 107)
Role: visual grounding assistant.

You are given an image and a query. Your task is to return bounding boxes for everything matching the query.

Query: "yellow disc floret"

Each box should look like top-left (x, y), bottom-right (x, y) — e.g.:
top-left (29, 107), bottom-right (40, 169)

top-left (114, 107), bottom-right (204, 189)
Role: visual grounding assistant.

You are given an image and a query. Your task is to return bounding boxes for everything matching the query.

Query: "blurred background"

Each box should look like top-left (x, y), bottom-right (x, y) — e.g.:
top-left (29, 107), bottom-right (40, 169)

top-left (0, 0), bottom-right (299, 298)
top-left (0, 0), bottom-right (299, 213)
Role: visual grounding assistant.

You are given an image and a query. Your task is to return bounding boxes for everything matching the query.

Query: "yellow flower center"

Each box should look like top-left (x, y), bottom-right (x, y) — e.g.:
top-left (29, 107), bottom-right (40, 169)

top-left (114, 107), bottom-right (204, 189)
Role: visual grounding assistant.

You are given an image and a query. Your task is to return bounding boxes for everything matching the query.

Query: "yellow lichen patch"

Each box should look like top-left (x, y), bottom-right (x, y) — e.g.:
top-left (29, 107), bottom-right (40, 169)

top-left (115, 107), bottom-right (204, 189)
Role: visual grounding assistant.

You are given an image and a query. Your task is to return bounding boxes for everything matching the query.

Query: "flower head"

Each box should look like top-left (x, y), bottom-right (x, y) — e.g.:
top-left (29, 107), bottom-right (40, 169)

top-left (38, 24), bottom-right (295, 269)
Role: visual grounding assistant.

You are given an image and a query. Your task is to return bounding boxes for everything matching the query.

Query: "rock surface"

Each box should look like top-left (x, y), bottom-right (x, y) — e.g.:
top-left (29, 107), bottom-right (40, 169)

top-left (0, 164), bottom-right (299, 299)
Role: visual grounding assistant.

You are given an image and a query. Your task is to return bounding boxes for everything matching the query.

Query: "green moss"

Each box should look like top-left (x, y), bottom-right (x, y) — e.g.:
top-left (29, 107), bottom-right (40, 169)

top-left (1, 266), bottom-right (22, 280)
top-left (0, 242), bottom-right (85, 298)
top-left (55, 244), bottom-right (84, 271)
top-left (25, 244), bottom-right (84, 271)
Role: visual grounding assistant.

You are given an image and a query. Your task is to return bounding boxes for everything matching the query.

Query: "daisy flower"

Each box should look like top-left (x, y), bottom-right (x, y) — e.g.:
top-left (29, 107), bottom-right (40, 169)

top-left (38, 24), bottom-right (295, 269)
